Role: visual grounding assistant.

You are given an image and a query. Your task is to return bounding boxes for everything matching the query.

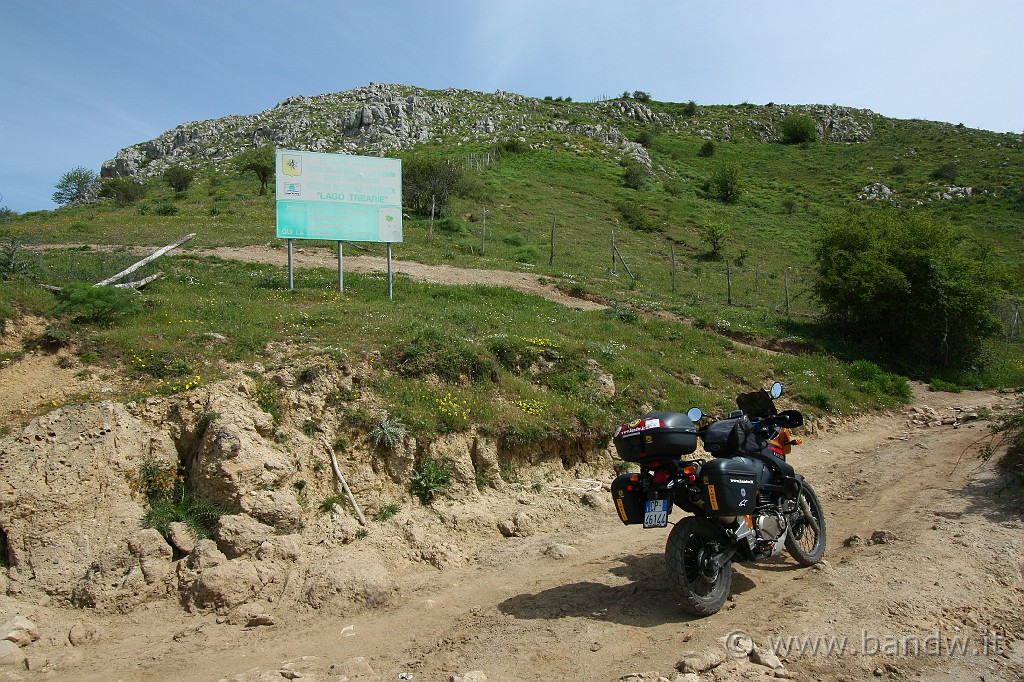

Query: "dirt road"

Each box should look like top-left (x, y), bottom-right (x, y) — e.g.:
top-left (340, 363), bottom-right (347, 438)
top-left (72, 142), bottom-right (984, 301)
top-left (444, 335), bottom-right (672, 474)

top-left (22, 386), bottom-right (1017, 682)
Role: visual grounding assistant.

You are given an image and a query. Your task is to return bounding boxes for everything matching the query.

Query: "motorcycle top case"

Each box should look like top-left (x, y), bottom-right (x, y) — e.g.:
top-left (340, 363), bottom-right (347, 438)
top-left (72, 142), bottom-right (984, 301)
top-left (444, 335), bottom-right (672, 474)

top-left (612, 412), bottom-right (698, 462)
top-left (699, 456), bottom-right (759, 516)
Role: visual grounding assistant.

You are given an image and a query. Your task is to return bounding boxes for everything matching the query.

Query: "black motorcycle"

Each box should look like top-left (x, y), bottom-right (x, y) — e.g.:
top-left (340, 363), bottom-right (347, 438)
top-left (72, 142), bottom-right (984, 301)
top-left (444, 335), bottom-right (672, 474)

top-left (610, 382), bottom-right (826, 616)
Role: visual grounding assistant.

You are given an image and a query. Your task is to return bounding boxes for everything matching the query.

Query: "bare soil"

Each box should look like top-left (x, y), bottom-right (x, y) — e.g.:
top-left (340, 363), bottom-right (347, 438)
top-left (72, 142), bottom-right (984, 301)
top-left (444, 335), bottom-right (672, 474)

top-left (2, 248), bottom-right (1022, 681)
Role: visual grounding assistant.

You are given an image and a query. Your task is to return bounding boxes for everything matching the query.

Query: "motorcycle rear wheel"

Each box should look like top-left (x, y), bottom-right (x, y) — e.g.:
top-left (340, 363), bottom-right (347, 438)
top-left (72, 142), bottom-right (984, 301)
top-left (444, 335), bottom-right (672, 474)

top-left (665, 516), bottom-right (732, 616)
top-left (785, 481), bottom-right (826, 565)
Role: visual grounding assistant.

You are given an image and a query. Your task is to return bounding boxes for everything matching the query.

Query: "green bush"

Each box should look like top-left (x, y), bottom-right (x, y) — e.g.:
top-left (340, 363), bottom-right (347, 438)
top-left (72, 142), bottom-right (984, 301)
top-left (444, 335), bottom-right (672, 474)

top-left (142, 485), bottom-right (224, 540)
top-left (931, 162), bottom-right (959, 183)
top-left (698, 140), bottom-right (716, 157)
top-left (402, 156), bottom-right (464, 216)
top-left (814, 211), bottom-right (1005, 368)
top-left (99, 178), bottom-right (146, 206)
top-left (616, 200), bottom-right (657, 232)
top-left (622, 160), bottom-right (650, 190)
top-left (50, 282), bottom-right (142, 326)
top-left (52, 166), bottom-right (96, 205)
top-left (779, 114), bottom-right (818, 144)
top-left (163, 165), bottom-right (194, 192)
top-left (370, 415), bottom-right (406, 449)
top-left (709, 164), bottom-right (741, 203)
top-left (0, 236), bottom-right (36, 280)
top-left (408, 455), bottom-right (452, 505)
top-left (488, 336), bottom-right (539, 373)
top-left (154, 203), bottom-right (179, 216)
top-left (684, 100), bottom-right (698, 116)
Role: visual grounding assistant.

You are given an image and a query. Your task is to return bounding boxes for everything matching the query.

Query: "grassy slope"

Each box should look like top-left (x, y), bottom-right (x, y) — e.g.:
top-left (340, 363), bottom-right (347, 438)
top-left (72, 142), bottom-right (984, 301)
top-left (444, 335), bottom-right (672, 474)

top-left (2, 97), bottom-right (1023, 438)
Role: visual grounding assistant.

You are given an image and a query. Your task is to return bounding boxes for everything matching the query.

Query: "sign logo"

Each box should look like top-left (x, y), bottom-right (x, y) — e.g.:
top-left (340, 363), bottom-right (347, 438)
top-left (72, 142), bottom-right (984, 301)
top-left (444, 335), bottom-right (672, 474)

top-left (284, 183), bottom-right (301, 197)
top-left (282, 155), bottom-right (302, 177)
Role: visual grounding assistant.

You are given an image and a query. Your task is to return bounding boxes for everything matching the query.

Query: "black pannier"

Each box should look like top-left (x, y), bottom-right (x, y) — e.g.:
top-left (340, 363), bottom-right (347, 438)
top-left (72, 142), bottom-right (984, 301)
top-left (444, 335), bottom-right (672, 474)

top-left (700, 457), bottom-right (758, 516)
top-left (613, 412), bottom-right (698, 463)
top-left (702, 416), bottom-right (762, 456)
top-left (610, 473), bottom-right (646, 524)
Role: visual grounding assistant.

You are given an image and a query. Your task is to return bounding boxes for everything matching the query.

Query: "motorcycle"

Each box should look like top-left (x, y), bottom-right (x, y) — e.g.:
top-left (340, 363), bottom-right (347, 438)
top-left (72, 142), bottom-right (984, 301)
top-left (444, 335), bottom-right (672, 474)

top-left (610, 382), bottom-right (826, 616)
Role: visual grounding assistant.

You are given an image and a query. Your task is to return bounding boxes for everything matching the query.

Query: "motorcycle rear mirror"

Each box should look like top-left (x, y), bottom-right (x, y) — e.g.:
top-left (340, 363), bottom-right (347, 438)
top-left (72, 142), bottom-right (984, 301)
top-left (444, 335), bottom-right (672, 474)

top-left (776, 409), bottom-right (803, 427)
top-left (770, 382), bottom-right (783, 400)
top-left (687, 407), bottom-right (703, 423)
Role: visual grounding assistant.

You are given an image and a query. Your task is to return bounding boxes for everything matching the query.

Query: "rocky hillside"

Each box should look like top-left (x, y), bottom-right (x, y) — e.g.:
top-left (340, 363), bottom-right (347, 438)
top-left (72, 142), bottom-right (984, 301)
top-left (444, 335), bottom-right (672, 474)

top-left (100, 82), bottom-right (877, 179)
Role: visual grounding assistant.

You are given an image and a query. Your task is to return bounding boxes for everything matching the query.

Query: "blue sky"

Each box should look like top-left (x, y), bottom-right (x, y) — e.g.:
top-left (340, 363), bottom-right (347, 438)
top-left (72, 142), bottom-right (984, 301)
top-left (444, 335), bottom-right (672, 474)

top-left (2, 0), bottom-right (1022, 214)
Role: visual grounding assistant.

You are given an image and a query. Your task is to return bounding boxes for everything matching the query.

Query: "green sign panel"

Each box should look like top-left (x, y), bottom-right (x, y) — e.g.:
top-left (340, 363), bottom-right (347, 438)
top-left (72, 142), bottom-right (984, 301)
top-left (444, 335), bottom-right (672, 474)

top-left (275, 150), bottom-right (402, 242)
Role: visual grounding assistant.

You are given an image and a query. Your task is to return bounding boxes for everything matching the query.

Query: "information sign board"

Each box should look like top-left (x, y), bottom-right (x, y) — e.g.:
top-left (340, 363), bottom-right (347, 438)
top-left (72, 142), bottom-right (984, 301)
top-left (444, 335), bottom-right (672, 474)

top-left (275, 150), bottom-right (402, 242)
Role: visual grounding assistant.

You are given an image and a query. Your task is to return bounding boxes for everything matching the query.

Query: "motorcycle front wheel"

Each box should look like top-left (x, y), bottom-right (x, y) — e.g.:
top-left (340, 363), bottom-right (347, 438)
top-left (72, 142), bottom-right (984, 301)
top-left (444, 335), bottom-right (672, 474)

top-left (785, 481), bottom-right (827, 565)
top-left (665, 516), bottom-right (732, 616)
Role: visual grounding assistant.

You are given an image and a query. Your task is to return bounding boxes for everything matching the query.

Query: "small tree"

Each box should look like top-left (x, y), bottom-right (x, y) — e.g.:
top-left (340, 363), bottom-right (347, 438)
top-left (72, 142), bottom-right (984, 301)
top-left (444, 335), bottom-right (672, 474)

top-left (402, 156), bottom-right (464, 216)
top-left (99, 178), bottom-right (146, 206)
top-left (163, 165), bottom-right (194, 192)
top-left (779, 114), bottom-right (817, 144)
top-left (632, 90), bottom-right (651, 102)
top-left (698, 140), bottom-right (716, 157)
top-left (622, 160), bottom-right (650, 190)
top-left (813, 210), bottom-right (1004, 368)
top-left (52, 166), bottom-right (96, 205)
top-left (700, 224), bottom-right (729, 259)
top-left (684, 100), bottom-right (698, 117)
top-left (709, 164), bottom-right (740, 203)
top-left (235, 145), bottom-right (275, 195)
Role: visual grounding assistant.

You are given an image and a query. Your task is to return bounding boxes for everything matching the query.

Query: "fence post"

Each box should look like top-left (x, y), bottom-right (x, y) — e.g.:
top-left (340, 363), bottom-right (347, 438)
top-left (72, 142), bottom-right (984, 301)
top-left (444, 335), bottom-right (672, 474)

top-left (726, 259), bottom-right (732, 306)
top-left (549, 218), bottom-right (555, 266)
top-left (428, 195), bottom-right (435, 243)
top-left (611, 229), bottom-right (616, 274)
top-left (480, 207), bottom-right (486, 256)
top-left (784, 269), bottom-right (791, 317)
top-left (671, 243), bottom-right (676, 292)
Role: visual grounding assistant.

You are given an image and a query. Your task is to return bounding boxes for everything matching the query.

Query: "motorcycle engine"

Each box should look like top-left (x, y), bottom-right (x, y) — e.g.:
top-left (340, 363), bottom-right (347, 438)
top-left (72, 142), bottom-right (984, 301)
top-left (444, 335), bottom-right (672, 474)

top-left (754, 509), bottom-right (788, 543)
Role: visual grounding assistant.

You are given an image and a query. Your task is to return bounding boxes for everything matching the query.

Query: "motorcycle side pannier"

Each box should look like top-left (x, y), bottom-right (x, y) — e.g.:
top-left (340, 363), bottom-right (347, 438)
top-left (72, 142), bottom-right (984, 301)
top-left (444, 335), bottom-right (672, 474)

top-left (610, 473), bottom-right (645, 524)
top-left (612, 412), bottom-right (697, 463)
top-left (700, 457), bottom-right (758, 516)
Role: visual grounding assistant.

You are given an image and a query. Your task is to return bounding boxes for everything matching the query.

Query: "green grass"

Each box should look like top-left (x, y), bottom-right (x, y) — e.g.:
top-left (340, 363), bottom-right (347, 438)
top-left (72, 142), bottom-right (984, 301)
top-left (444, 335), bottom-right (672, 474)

top-left (1, 94), bottom-right (1021, 444)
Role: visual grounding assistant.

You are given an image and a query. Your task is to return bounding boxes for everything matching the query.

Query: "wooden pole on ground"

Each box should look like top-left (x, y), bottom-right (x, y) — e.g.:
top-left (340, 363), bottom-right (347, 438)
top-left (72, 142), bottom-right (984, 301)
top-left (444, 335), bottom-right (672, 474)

top-left (93, 233), bottom-right (194, 286)
top-left (726, 259), bottom-right (732, 306)
top-left (322, 437), bottom-right (366, 526)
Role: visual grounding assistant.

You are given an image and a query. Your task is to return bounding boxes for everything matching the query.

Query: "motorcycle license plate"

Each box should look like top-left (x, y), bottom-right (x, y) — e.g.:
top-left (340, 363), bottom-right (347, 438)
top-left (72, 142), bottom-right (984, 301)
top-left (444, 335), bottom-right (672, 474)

top-left (643, 499), bottom-right (669, 528)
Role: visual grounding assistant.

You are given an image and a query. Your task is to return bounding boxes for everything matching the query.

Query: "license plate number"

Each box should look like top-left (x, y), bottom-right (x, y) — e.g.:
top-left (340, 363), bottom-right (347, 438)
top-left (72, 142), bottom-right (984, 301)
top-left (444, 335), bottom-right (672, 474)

top-left (644, 499), bottom-right (669, 528)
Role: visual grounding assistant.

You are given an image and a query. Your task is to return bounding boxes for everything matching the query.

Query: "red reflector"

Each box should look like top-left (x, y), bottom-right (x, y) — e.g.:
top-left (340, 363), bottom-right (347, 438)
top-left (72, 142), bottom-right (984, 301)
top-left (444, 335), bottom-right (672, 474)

top-left (652, 470), bottom-right (671, 485)
top-left (687, 475), bottom-right (696, 482)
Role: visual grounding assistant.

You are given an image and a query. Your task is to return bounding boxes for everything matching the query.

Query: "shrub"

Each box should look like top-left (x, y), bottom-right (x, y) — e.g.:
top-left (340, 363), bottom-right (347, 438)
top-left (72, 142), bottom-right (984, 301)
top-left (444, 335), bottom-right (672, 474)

top-left (52, 166), bottom-right (96, 205)
top-left (50, 282), bottom-right (142, 326)
top-left (779, 114), bottom-right (818, 144)
top-left (814, 211), bottom-right (1004, 368)
top-left (632, 90), bottom-right (651, 102)
top-left (622, 161), bottom-right (650, 190)
top-left (370, 415), bottom-right (406, 449)
top-left (408, 455), bottom-right (452, 505)
top-left (0, 236), bottom-right (35, 280)
top-left (99, 178), bottom-right (146, 206)
top-left (698, 140), bottom-right (716, 157)
top-left (684, 100), bottom-right (698, 117)
top-left (142, 485), bottom-right (224, 540)
top-left (502, 139), bottom-right (529, 154)
top-left (709, 164), bottom-right (741, 203)
top-left (931, 162), bottom-right (959, 182)
top-left (634, 130), bottom-right (655, 148)
top-left (154, 203), bottom-right (179, 216)
top-left (402, 156), bottom-right (464, 216)
top-left (616, 200), bottom-right (656, 232)
top-left (782, 197), bottom-right (797, 215)
top-left (700, 223), bottom-right (730, 259)
top-left (163, 165), bottom-right (194, 192)
top-left (235, 144), bottom-right (275, 195)
top-left (890, 159), bottom-right (907, 175)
